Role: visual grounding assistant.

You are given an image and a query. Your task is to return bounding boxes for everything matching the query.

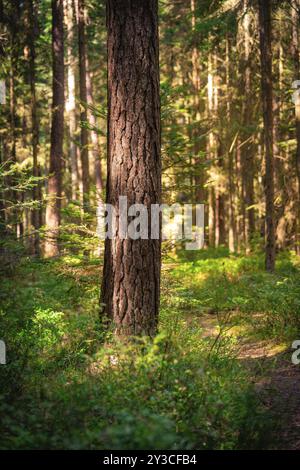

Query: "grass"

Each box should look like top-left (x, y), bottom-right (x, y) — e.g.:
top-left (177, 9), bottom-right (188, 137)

top-left (1, 248), bottom-right (300, 449)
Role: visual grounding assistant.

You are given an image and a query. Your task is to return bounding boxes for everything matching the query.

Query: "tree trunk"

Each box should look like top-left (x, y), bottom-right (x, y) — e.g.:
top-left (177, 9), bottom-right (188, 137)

top-left (226, 36), bottom-right (236, 253)
top-left (77, 0), bottom-right (89, 210)
top-left (101, 0), bottom-right (161, 337)
top-left (26, 0), bottom-right (40, 255)
top-left (86, 56), bottom-right (104, 199)
top-left (8, 6), bottom-right (19, 235)
top-left (258, 0), bottom-right (275, 271)
top-left (207, 51), bottom-right (215, 247)
top-left (190, 0), bottom-right (205, 204)
top-left (45, 0), bottom-right (64, 257)
top-left (292, 0), bottom-right (300, 253)
top-left (213, 52), bottom-right (226, 247)
top-left (66, 0), bottom-right (79, 201)
top-left (241, 1), bottom-right (255, 251)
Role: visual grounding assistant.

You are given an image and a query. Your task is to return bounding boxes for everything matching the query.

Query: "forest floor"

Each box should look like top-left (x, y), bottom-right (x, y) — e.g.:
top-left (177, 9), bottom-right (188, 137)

top-left (1, 247), bottom-right (300, 449)
top-left (196, 313), bottom-right (300, 449)
top-left (164, 248), bottom-right (300, 449)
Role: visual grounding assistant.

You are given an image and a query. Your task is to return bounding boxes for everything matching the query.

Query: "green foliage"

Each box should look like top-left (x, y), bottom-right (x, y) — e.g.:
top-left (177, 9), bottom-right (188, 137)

top-left (171, 249), bottom-right (300, 341)
top-left (0, 253), bottom-right (278, 450)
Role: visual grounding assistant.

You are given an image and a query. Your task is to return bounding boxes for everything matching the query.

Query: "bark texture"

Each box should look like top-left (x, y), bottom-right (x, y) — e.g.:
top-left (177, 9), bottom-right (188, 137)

top-left (241, 1), bottom-right (255, 250)
top-left (258, 0), bottom-right (276, 272)
top-left (101, 0), bottom-right (161, 336)
top-left (45, 0), bottom-right (64, 257)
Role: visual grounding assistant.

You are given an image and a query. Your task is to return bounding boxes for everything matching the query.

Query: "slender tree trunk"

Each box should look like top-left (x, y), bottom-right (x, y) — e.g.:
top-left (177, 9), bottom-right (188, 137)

top-left (0, 137), bottom-right (6, 241)
top-left (225, 36), bottom-right (236, 253)
top-left (292, 0), bottom-right (300, 253)
top-left (26, 0), bottom-right (40, 255)
top-left (207, 51), bottom-right (215, 247)
top-left (77, 0), bottom-right (89, 210)
top-left (86, 56), bottom-right (104, 199)
top-left (241, 1), bottom-right (255, 251)
top-left (45, 0), bottom-right (64, 257)
top-left (101, 0), bottom-right (161, 336)
top-left (258, 0), bottom-right (276, 271)
top-left (190, 0), bottom-right (205, 204)
top-left (9, 38), bottom-right (17, 165)
top-left (66, 0), bottom-right (79, 201)
top-left (213, 52), bottom-right (226, 247)
top-left (274, 10), bottom-right (287, 250)
top-left (8, 3), bottom-right (26, 237)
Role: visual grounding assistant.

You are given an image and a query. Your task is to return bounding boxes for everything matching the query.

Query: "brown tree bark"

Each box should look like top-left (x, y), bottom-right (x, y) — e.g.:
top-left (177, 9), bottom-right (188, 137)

top-left (86, 56), bottom-right (104, 199)
top-left (190, 0), bottom-right (205, 204)
top-left (7, 4), bottom-right (19, 235)
top-left (77, 0), bottom-right (89, 209)
top-left (101, 0), bottom-right (161, 336)
top-left (292, 0), bottom-right (300, 253)
top-left (226, 36), bottom-right (237, 253)
top-left (66, 0), bottom-right (79, 201)
top-left (213, 52), bottom-right (226, 247)
top-left (241, 1), bottom-right (255, 251)
top-left (207, 51), bottom-right (215, 247)
top-left (45, 0), bottom-right (64, 257)
top-left (26, 0), bottom-right (40, 255)
top-left (258, 0), bottom-right (276, 271)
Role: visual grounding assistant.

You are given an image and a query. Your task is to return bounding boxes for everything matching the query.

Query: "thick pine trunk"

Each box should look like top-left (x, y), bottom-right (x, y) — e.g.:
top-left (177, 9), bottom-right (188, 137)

top-left (45, 0), bottom-right (64, 257)
top-left (101, 0), bottom-right (161, 336)
top-left (258, 0), bottom-right (276, 271)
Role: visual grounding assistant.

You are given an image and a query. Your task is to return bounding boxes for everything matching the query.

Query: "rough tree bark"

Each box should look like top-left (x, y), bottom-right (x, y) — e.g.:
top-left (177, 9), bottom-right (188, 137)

top-left (45, 0), bottom-right (64, 257)
top-left (258, 0), bottom-right (276, 271)
top-left (101, 0), bottom-right (161, 336)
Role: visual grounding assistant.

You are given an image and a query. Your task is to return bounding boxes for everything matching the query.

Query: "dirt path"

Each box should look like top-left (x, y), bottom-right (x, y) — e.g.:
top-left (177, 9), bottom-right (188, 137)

top-left (198, 314), bottom-right (300, 450)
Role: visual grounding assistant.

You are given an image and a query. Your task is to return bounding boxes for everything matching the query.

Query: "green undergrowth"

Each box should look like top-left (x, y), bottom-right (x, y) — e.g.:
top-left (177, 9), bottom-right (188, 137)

top-left (171, 248), bottom-right (300, 342)
top-left (2, 248), bottom-right (298, 449)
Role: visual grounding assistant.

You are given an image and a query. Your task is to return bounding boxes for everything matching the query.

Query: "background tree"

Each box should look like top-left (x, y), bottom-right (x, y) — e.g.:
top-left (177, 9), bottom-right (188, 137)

top-left (258, 0), bottom-right (276, 271)
top-left (77, 0), bottom-right (90, 210)
top-left (44, 0), bottom-right (64, 257)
